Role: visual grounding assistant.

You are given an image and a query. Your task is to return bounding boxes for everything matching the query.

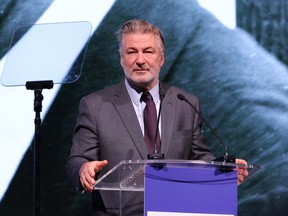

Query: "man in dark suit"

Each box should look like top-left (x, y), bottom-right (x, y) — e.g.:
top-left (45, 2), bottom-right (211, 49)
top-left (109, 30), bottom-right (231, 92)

top-left (1, 1), bottom-right (288, 216)
top-left (66, 19), bottom-right (247, 216)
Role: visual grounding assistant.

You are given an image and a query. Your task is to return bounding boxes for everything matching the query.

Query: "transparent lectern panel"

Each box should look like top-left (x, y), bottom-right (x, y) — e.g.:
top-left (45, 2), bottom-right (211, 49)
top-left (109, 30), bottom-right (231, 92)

top-left (94, 160), bottom-right (146, 191)
top-left (0, 21), bottom-right (92, 86)
top-left (94, 160), bottom-right (262, 191)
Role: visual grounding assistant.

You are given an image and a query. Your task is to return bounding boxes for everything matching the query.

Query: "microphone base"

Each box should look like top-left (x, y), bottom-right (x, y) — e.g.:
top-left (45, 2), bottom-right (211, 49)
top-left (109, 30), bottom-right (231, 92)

top-left (213, 155), bottom-right (236, 173)
top-left (213, 155), bottom-right (236, 163)
top-left (147, 153), bottom-right (165, 169)
top-left (147, 153), bottom-right (165, 160)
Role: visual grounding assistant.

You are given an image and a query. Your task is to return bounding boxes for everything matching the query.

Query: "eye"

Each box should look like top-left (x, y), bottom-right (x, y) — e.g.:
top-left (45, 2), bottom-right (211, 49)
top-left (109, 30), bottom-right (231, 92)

top-left (144, 49), bottom-right (154, 54)
top-left (126, 49), bottom-right (138, 56)
top-left (128, 51), bottom-right (136, 55)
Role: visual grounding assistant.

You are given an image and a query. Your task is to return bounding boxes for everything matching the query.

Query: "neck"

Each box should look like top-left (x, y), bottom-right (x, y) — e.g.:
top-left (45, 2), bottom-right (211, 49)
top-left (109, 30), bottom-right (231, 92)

top-left (126, 79), bottom-right (158, 93)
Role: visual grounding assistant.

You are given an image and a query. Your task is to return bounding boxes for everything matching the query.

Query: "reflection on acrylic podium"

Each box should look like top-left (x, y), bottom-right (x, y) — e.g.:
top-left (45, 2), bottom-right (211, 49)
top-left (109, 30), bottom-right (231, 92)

top-left (94, 160), bottom-right (261, 216)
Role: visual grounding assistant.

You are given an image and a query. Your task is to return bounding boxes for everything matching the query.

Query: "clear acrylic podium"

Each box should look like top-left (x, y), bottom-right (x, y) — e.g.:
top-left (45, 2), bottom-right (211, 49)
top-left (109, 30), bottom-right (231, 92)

top-left (94, 160), bottom-right (261, 216)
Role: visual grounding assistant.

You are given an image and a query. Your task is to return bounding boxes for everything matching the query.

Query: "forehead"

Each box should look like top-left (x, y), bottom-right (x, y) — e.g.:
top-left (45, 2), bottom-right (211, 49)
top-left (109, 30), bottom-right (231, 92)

top-left (121, 33), bottom-right (160, 48)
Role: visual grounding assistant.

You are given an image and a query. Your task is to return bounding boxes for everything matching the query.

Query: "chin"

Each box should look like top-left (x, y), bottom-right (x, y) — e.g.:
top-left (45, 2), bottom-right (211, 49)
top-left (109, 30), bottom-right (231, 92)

top-left (128, 78), bottom-right (152, 90)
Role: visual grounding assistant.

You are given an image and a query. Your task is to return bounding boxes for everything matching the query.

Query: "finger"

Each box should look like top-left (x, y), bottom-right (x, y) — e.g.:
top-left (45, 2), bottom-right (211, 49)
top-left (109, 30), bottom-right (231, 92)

top-left (94, 160), bottom-right (108, 172)
top-left (84, 168), bottom-right (96, 185)
top-left (79, 163), bottom-right (97, 191)
top-left (236, 159), bottom-right (249, 177)
top-left (82, 174), bottom-right (95, 192)
top-left (87, 167), bottom-right (96, 178)
top-left (238, 166), bottom-right (249, 176)
top-left (237, 174), bottom-right (245, 185)
top-left (236, 159), bottom-right (248, 169)
top-left (80, 173), bottom-right (92, 192)
top-left (241, 169), bottom-right (249, 177)
top-left (79, 160), bottom-right (108, 192)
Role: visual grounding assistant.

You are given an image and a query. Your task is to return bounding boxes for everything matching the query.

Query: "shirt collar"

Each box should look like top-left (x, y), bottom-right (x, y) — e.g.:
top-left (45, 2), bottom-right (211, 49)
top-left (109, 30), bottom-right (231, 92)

top-left (125, 79), bottom-right (160, 105)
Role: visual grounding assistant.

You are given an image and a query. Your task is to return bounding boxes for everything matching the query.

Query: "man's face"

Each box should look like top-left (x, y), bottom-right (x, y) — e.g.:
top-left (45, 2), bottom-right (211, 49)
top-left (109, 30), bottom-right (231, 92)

top-left (120, 33), bottom-right (164, 91)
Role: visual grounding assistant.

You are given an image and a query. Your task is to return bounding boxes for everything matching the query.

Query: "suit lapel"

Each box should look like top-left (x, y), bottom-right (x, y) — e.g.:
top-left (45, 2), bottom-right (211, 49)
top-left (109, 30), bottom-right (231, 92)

top-left (112, 80), bottom-right (148, 159)
top-left (160, 86), bottom-right (175, 157)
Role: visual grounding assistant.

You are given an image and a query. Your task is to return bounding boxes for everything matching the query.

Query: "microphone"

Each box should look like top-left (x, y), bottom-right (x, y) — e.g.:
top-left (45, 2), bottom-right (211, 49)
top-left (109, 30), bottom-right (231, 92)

top-left (177, 93), bottom-right (235, 163)
top-left (147, 89), bottom-right (166, 160)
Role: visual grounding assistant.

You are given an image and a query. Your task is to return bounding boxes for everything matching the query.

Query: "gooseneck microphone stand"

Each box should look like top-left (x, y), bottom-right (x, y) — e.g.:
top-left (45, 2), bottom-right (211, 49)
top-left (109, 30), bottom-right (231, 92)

top-left (26, 80), bottom-right (54, 216)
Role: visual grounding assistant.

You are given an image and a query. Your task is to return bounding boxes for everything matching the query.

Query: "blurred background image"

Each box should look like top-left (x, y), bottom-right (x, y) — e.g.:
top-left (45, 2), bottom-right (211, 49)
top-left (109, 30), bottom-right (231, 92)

top-left (0, 0), bottom-right (288, 215)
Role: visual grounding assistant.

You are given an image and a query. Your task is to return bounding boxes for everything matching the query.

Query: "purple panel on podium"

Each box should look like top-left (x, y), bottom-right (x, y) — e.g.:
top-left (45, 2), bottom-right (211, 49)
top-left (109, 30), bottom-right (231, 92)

top-left (144, 164), bottom-right (237, 216)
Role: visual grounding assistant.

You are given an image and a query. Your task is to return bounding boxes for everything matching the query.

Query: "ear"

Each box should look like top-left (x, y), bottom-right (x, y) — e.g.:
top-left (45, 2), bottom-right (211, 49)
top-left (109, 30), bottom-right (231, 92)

top-left (160, 52), bottom-right (165, 67)
top-left (120, 53), bottom-right (124, 68)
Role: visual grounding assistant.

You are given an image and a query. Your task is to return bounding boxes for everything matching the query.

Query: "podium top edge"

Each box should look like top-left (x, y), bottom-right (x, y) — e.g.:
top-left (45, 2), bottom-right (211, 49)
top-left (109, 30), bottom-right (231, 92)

top-left (117, 159), bottom-right (261, 170)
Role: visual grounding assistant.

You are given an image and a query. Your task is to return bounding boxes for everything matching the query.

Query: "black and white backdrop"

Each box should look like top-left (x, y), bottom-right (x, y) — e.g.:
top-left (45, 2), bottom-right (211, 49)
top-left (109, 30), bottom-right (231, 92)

top-left (0, 0), bottom-right (288, 215)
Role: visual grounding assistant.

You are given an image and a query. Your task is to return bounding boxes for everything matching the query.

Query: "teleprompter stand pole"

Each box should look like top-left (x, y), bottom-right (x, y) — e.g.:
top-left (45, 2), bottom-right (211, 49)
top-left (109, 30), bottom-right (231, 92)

top-left (26, 80), bottom-right (54, 216)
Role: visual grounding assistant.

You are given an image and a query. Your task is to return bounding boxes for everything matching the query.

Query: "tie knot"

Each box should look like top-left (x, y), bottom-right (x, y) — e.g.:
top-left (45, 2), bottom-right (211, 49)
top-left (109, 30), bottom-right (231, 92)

top-left (141, 92), bottom-right (153, 103)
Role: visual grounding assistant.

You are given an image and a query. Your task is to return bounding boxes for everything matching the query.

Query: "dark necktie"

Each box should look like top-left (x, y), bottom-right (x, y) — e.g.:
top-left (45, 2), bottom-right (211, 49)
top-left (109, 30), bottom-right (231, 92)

top-left (141, 92), bottom-right (161, 154)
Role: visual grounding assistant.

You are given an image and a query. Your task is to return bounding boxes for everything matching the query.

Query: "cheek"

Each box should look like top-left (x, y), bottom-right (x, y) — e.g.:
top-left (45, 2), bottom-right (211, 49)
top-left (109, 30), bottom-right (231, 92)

top-left (153, 60), bottom-right (164, 71)
top-left (122, 58), bottom-right (135, 69)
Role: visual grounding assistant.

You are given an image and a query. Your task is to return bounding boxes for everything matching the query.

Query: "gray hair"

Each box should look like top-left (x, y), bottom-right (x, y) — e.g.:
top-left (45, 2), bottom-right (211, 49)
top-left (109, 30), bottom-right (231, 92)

top-left (116, 19), bottom-right (165, 52)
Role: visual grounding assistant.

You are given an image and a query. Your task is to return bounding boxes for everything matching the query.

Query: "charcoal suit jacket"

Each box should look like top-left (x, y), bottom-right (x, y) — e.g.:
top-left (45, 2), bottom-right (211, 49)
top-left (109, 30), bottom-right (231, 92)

top-left (66, 79), bottom-right (215, 215)
top-left (2, 1), bottom-right (288, 216)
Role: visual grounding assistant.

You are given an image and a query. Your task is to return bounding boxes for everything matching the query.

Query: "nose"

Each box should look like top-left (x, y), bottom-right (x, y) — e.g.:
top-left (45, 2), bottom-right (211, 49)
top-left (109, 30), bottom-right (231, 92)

top-left (136, 52), bottom-right (145, 65)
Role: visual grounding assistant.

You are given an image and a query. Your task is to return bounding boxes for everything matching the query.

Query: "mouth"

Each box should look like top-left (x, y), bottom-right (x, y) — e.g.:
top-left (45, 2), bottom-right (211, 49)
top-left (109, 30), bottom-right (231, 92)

top-left (133, 68), bottom-right (149, 72)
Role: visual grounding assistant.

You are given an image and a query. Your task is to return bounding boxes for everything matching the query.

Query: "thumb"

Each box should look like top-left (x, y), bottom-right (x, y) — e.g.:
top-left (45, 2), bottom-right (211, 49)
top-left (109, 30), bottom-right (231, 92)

top-left (93, 160), bottom-right (108, 172)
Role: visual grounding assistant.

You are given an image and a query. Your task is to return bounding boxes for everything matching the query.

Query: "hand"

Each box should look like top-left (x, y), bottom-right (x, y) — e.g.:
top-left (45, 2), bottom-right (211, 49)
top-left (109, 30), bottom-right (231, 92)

top-left (79, 160), bottom-right (108, 192)
top-left (236, 158), bottom-right (249, 185)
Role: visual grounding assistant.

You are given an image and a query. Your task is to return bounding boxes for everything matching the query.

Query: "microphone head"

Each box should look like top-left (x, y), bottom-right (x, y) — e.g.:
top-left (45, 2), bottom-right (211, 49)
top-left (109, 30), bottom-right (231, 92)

top-left (177, 93), bottom-right (185, 101)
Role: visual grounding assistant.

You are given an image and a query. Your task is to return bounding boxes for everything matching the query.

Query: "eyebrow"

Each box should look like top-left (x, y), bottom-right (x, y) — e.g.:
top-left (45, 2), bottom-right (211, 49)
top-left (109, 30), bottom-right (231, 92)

top-left (126, 46), bottom-right (155, 50)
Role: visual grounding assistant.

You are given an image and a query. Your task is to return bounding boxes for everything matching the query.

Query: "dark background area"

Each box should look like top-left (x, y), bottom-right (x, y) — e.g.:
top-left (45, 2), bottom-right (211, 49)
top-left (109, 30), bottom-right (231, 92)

top-left (0, 0), bottom-right (288, 215)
